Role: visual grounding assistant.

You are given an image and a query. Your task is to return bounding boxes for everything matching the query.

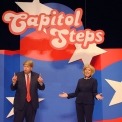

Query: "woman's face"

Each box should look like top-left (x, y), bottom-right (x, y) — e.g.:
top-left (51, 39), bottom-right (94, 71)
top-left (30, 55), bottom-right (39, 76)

top-left (84, 67), bottom-right (92, 78)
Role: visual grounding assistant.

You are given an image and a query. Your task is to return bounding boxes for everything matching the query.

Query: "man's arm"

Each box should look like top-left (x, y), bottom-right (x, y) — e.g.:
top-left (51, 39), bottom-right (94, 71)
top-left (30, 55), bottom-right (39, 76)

top-left (11, 73), bottom-right (18, 91)
top-left (38, 82), bottom-right (45, 90)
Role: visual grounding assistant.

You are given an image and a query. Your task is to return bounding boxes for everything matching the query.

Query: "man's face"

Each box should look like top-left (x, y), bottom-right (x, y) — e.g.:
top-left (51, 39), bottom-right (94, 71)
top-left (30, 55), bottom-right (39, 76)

top-left (23, 65), bottom-right (32, 74)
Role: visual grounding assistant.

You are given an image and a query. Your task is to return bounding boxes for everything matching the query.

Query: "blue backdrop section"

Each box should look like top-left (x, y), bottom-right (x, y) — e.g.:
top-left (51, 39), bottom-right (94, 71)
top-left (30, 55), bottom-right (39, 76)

top-left (2, 54), bottom-right (122, 122)
top-left (4, 54), bottom-right (20, 122)
top-left (2, 54), bottom-right (105, 122)
top-left (102, 61), bottom-right (122, 120)
top-left (0, 54), bottom-right (4, 122)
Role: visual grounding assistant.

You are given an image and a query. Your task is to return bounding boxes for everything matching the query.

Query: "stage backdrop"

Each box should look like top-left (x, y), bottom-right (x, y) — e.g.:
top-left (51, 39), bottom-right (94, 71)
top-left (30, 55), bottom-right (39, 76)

top-left (0, 0), bottom-right (122, 122)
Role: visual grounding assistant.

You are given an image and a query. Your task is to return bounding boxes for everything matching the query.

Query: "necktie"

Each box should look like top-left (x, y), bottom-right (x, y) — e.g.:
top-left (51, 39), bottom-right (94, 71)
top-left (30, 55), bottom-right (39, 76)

top-left (26, 74), bottom-right (31, 102)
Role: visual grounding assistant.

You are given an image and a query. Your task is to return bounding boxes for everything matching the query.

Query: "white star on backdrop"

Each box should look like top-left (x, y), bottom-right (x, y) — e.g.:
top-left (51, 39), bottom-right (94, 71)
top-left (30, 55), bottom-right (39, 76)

top-left (105, 79), bottom-right (122, 106)
top-left (69, 43), bottom-right (106, 64)
top-left (16, 0), bottom-right (53, 15)
top-left (6, 97), bottom-right (45, 118)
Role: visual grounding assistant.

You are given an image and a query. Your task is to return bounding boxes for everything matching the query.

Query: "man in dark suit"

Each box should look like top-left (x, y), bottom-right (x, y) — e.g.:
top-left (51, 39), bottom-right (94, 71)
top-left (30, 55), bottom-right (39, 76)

top-left (11, 60), bottom-right (45, 122)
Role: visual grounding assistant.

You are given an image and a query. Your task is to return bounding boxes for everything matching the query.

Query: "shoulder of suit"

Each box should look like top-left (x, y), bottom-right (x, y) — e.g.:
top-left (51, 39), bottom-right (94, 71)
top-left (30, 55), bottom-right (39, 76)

top-left (15, 71), bottom-right (23, 76)
top-left (78, 78), bottom-right (84, 81)
top-left (80, 78), bottom-right (84, 80)
top-left (31, 71), bottom-right (39, 76)
top-left (91, 77), bottom-right (97, 82)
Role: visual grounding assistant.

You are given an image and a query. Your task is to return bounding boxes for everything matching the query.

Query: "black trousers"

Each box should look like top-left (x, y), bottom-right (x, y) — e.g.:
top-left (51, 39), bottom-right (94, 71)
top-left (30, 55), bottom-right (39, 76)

top-left (14, 101), bottom-right (37, 122)
top-left (76, 103), bottom-right (94, 122)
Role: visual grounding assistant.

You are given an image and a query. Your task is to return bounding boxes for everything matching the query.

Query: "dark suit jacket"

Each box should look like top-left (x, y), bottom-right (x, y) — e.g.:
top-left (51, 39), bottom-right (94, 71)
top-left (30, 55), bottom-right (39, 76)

top-left (11, 71), bottom-right (45, 110)
top-left (67, 77), bottom-right (98, 104)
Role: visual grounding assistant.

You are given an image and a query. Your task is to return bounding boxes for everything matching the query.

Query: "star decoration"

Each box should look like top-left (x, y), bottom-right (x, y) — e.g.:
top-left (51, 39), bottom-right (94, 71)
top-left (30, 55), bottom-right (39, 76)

top-left (6, 97), bottom-right (45, 118)
top-left (69, 43), bottom-right (107, 64)
top-left (15, 0), bottom-right (53, 15)
top-left (6, 97), bottom-right (14, 118)
top-left (105, 79), bottom-right (122, 106)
